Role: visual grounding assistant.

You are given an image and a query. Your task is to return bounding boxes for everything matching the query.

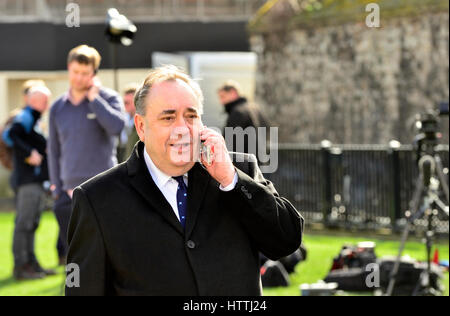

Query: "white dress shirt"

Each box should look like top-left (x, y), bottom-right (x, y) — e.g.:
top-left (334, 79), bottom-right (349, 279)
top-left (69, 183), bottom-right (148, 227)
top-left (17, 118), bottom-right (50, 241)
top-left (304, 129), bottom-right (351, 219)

top-left (143, 146), bottom-right (238, 221)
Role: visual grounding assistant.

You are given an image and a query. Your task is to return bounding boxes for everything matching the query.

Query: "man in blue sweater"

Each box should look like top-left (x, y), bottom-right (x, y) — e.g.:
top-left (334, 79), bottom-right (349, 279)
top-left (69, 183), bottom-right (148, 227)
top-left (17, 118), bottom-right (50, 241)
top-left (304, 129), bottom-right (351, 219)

top-left (48, 45), bottom-right (125, 264)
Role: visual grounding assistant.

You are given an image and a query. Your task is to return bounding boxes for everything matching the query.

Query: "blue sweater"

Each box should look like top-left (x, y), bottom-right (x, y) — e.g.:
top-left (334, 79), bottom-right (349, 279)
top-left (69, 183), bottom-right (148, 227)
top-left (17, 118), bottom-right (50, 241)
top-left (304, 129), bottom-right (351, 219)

top-left (48, 87), bottom-right (125, 196)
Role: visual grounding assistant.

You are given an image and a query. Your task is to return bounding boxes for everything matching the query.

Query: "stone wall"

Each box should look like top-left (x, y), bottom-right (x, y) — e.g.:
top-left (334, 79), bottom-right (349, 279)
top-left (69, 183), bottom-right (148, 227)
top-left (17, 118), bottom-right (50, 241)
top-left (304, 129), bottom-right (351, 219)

top-left (250, 6), bottom-right (449, 144)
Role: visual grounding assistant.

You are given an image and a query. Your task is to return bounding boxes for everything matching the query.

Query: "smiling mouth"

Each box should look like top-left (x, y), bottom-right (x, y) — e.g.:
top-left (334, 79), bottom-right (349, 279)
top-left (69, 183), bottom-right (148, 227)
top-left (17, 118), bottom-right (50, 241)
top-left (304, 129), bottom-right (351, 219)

top-left (169, 143), bottom-right (192, 152)
top-left (170, 143), bottom-right (191, 148)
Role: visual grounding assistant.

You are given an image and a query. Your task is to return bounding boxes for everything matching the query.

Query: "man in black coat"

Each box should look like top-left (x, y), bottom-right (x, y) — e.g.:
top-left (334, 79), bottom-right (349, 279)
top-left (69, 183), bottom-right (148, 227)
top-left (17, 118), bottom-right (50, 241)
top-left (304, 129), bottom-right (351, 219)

top-left (218, 80), bottom-right (270, 159)
top-left (66, 66), bottom-right (303, 296)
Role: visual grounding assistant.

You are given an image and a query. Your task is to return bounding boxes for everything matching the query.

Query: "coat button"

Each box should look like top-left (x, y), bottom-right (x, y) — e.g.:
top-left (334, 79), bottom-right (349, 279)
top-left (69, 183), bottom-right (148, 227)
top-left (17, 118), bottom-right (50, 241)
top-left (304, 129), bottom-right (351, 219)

top-left (247, 193), bottom-right (252, 199)
top-left (186, 240), bottom-right (196, 249)
top-left (241, 186), bottom-right (248, 193)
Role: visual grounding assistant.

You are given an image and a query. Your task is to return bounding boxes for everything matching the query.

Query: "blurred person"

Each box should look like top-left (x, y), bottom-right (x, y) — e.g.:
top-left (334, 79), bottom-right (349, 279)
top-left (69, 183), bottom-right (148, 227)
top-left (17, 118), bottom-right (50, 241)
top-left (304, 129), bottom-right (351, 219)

top-left (2, 80), bottom-right (47, 193)
top-left (117, 83), bottom-right (140, 162)
top-left (8, 86), bottom-right (55, 280)
top-left (65, 65), bottom-right (303, 296)
top-left (217, 80), bottom-right (270, 162)
top-left (22, 80), bottom-right (46, 103)
top-left (48, 45), bottom-right (125, 265)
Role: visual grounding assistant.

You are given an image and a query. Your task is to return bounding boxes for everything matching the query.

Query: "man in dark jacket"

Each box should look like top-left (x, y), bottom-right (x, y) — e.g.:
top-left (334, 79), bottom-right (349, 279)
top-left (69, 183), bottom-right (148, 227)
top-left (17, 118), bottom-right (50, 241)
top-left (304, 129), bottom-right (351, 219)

top-left (7, 86), bottom-right (54, 280)
top-left (66, 66), bottom-right (303, 296)
top-left (117, 83), bottom-right (140, 162)
top-left (218, 81), bottom-right (270, 162)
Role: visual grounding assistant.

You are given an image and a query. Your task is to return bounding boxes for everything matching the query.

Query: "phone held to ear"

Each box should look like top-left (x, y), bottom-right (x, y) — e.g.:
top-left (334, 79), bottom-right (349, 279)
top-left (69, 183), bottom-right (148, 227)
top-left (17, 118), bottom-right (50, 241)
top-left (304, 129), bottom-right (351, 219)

top-left (200, 140), bottom-right (212, 167)
top-left (89, 76), bottom-right (101, 89)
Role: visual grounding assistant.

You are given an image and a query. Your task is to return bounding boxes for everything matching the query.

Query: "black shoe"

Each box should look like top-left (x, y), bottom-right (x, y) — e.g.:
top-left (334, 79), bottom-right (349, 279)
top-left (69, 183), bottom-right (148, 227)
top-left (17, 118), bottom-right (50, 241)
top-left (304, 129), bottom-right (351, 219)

top-left (31, 261), bottom-right (57, 276)
top-left (13, 264), bottom-right (46, 281)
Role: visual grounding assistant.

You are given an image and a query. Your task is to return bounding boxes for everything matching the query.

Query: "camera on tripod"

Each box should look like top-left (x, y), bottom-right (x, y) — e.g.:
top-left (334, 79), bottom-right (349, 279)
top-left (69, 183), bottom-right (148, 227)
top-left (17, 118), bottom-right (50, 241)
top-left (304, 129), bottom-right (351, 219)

top-left (386, 102), bottom-right (449, 296)
top-left (413, 102), bottom-right (449, 159)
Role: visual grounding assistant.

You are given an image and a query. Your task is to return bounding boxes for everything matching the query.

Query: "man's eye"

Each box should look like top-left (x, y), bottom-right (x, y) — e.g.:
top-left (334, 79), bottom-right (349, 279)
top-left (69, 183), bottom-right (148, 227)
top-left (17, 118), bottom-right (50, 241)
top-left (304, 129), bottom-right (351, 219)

top-left (162, 117), bottom-right (175, 121)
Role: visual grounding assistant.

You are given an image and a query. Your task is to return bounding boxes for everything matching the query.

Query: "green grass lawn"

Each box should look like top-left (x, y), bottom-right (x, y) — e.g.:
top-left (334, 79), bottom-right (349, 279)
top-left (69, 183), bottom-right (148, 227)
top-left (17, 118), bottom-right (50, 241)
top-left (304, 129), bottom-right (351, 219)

top-left (0, 211), bottom-right (65, 296)
top-left (0, 211), bottom-right (448, 296)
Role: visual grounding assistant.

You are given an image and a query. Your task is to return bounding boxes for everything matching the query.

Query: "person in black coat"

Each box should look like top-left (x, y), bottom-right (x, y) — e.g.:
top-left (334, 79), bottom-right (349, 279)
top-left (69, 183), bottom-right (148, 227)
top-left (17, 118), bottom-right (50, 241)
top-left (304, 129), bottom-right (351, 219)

top-left (218, 80), bottom-right (270, 160)
top-left (66, 66), bottom-right (303, 296)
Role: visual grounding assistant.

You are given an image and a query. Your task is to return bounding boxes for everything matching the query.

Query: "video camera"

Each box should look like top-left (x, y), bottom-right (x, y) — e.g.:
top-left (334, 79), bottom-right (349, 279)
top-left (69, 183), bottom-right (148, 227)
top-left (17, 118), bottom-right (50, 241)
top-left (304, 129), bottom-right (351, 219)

top-left (413, 102), bottom-right (449, 159)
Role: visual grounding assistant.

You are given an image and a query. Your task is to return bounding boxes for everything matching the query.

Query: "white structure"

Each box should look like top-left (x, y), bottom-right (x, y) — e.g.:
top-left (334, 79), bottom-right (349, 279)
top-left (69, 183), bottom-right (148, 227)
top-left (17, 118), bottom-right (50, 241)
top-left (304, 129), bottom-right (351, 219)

top-left (152, 51), bottom-right (257, 131)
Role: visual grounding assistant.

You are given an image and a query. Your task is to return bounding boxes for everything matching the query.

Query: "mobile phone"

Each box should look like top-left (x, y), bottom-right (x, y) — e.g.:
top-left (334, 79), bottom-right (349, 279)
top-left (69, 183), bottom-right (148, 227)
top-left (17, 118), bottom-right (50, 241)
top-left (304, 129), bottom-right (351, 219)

top-left (89, 76), bottom-right (100, 89)
top-left (200, 140), bottom-right (212, 166)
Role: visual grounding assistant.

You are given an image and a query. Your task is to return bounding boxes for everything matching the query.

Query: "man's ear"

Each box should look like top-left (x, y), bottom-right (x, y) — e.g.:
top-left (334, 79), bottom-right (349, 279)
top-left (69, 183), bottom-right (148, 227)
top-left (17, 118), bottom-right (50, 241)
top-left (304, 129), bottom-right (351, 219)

top-left (134, 114), bottom-right (145, 142)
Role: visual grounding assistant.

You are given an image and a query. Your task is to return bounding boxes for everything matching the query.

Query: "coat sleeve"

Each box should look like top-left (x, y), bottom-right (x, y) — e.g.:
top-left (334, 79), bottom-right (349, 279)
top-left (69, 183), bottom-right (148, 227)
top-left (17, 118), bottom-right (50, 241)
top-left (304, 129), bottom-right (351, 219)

top-left (8, 122), bottom-right (34, 157)
top-left (226, 109), bottom-right (251, 129)
top-left (65, 187), bottom-right (108, 296)
top-left (48, 107), bottom-right (64, 198)
top-left (220, 156), bottom-right (304, 260)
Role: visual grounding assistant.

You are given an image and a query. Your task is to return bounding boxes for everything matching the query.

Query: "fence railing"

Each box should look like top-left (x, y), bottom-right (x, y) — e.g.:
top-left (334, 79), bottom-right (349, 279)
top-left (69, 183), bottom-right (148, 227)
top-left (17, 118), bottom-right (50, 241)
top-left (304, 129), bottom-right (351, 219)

top-left (265, 143), bottom-right (449, 234)
top-left (0, 0), bottom-right (267, 22)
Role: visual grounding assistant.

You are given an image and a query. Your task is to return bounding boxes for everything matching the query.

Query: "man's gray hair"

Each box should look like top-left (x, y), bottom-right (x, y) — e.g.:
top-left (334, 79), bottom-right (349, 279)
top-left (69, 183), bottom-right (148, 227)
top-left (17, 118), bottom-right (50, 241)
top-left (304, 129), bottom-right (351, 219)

top-left (134, 65), bottom-right (204, 115)
top-left (27, 85), bottom-right (51, 98)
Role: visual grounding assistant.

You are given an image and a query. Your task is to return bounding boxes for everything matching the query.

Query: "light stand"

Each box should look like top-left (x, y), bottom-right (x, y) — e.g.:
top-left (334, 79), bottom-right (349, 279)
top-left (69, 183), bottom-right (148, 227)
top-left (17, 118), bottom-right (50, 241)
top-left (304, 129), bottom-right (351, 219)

top-left (105, 8), bottom-right (137, 91)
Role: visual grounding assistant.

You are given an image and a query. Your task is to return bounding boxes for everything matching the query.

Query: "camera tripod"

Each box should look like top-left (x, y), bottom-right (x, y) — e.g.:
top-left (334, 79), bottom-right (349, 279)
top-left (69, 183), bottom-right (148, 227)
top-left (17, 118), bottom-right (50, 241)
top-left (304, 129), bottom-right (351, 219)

top-left (386, 153), bottom-right (449, 296)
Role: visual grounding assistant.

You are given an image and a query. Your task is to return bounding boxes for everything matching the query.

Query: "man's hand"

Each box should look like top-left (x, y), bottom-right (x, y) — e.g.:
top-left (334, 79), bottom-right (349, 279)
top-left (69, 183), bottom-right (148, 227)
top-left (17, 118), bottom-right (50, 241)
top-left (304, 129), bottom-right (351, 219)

top-left (200, 128), bottom-right (236, 187)
top-left (66, 189), bottom-right (74, 199)
top-left (25, 149), bottom-right (43, 166)
top-left (87, 76), bottom-right (101, 102)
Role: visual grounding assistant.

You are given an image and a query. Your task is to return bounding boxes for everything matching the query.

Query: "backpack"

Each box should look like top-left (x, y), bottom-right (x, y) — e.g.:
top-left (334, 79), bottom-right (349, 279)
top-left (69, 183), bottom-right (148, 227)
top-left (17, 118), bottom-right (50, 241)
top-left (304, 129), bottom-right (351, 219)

top-left (0, 115), bottom-right (17, 170)
top-left (329, 243), bottom-right (377, 271)
top-left (261, 260), bottom-right (290, 288)
top-left (0, 107), bottom-right (33, 170)
top-left (324, 242), bottom-right (378, 292)
top-left (378, 257), bottom-right (443, 296)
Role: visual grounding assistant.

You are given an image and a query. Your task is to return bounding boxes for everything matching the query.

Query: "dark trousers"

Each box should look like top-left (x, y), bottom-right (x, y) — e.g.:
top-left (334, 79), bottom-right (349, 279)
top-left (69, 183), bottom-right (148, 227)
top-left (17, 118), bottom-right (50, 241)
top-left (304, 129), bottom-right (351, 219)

top-left (12, 183), bottom-right (46, 267)
top-left (53, 192), bottom-right (72, 260)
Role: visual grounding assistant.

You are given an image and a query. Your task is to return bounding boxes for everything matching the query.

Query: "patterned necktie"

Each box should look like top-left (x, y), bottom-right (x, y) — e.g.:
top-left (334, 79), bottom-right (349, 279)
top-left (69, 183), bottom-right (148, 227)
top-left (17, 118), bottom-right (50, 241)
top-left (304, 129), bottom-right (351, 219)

top-left (173, 176), bottom-right (188, 229)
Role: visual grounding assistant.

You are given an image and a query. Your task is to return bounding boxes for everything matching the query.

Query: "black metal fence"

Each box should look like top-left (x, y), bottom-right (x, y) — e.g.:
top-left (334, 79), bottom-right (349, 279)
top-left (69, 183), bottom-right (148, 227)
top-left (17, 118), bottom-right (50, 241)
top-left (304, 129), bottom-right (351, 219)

top-left (265, 143), bottom-right (449, 234)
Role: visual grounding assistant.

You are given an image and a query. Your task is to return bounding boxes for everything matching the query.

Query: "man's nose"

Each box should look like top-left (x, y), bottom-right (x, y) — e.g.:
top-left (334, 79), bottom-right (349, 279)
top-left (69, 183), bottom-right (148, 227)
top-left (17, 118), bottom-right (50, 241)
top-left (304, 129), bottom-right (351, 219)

top-left (171, 125), bottom-right (191, 145)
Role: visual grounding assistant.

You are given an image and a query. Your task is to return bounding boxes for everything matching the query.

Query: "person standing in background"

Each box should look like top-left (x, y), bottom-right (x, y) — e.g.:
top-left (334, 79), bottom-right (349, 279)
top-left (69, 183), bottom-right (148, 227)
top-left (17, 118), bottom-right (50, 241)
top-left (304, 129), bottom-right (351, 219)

top-left (3, 80), bottom-right (48, 194)
top-left (217, 80), bottom-right (270, 162)
top-left (48, 45), bottom-right (125, 265)
top-left (8, 86), bottom-right (55, 280)
top-left (117, 83), bottom-right (140, 162)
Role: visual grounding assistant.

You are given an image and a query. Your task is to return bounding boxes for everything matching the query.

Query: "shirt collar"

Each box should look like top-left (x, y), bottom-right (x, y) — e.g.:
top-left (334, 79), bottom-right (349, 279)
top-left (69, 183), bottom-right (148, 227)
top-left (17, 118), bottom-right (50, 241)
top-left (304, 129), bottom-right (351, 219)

top-left (143, 146), bottom-right (187, 188)
top-left (61, 91), bottom-right (70, 103)
top-left (126, 113), bottom-right (135, 127)
top-left (62, 89), bottom-right (88, 105)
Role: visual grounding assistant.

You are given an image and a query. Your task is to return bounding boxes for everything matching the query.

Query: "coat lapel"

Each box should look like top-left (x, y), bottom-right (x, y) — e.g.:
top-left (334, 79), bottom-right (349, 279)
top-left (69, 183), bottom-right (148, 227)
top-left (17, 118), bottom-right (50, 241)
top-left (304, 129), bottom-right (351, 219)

top-left (127, 142), bottom-right (214, 238)
top-left (127, 142), bottom-right (184, 236)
